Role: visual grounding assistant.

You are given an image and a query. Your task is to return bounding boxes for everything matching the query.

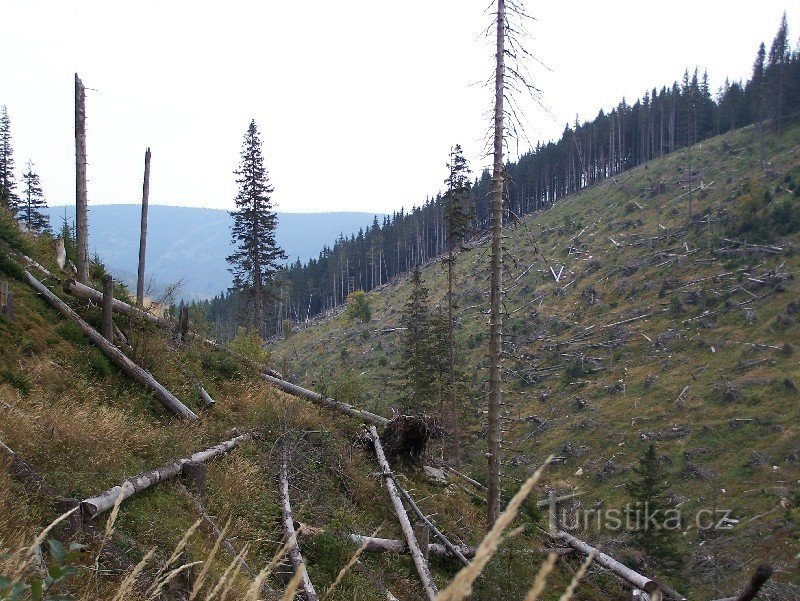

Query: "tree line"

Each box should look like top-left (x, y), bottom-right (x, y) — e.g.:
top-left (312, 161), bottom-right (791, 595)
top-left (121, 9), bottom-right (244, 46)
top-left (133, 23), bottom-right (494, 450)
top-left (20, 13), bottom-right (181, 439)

top-left (193, 14), bottom-right (799, 341)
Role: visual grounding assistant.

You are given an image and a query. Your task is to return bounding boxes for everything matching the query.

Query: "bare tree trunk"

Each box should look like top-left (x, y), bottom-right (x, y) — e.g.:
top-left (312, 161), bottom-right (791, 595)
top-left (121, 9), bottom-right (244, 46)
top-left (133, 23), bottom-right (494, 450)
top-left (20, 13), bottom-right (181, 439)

top-left (279, 460), bottom-right (318, 601)
top-left (74, 74), bottom-right (89, 284)
top-left (486, 0), bottom-right (505, 528)
top-left (367, 425), bottom-right (438, 600)
top-left (25, 270), bottom-right (198, 421)
top-left (101, 274), bottom-right (113, 342)
top-left (81, 432), bottom-right (251, 518)
top-left (136, 147), bottom-right (151, 305)
top-left (348, 534), bottom-right (476, 559)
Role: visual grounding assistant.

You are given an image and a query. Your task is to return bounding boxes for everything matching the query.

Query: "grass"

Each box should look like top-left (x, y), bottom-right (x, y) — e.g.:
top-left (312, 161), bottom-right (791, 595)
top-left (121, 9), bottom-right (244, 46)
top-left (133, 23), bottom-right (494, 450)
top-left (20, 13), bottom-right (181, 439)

top-left (271, 122), bottom-right (800, 597)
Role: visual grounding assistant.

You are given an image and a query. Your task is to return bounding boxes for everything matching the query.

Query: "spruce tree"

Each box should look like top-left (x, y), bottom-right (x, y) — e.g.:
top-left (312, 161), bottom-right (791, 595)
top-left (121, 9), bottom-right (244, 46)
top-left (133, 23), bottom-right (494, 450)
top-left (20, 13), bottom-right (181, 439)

top-left (626, 444), bottom-right (680, 572)
top-left (442, 144), bottom-right (471, 423)
top-left (20, 161), bottom-right (51, 234)
top-left (399, 265), bottom-right (435, 411)
top-left (0, 106), bottom-right (19, 215)
top-left (227, 120), bottom-right (287, 337)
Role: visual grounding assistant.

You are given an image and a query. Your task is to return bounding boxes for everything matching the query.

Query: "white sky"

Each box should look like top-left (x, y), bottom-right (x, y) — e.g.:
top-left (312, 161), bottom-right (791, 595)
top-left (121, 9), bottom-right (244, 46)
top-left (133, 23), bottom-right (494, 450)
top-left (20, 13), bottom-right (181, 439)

top-left (1, 1), bottom-right (795, 214)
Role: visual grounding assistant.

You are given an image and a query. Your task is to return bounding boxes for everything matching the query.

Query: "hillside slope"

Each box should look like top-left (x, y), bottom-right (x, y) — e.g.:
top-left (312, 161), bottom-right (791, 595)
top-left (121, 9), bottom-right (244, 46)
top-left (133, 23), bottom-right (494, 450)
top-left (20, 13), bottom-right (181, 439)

top-left (1, 211), bottom-right (612, 597)
top-left (271, 123), bottom-right (800, 598)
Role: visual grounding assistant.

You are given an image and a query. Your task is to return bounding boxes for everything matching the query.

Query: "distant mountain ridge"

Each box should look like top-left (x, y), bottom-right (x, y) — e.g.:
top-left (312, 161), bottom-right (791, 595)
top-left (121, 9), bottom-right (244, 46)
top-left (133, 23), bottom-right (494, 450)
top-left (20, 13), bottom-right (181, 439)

top-left (43, 205), bottom-right (382, 301)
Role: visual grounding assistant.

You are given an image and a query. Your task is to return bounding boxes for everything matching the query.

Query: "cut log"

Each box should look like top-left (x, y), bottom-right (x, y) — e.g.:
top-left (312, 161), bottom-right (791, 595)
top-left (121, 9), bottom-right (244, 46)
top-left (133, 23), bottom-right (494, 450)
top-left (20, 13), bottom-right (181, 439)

top-left (199, 386), bottom-right (216, 407)
top-left (279, 460), bottom-right (318, 601)
top-left (63, 278), bottom-right (173, 329)
top-left (556, 530), bottom-right (659, 593)
top-left (25, 270), bottom-right (198, 420)
top-left (390, 476), bottom-right (470, 566)
top-left (16, 252), bottom-right (56, 279)
top-left (261, 373), bottom-right (389, 426)
top-left (367, 425), bottom-right (438, 600)
top-left (81, 432), bottom-right (251, 518)
top-left (347, 534), bottom-right (572, 560)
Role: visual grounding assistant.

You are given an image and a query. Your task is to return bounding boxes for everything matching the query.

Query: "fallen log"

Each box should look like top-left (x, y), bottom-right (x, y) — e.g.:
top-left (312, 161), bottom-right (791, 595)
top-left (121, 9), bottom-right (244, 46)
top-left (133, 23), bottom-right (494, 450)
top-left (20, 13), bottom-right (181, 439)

top-left (279, 460), bottom-right (318, 601)
top-left (555, 530), bottom-right (659, 594)
top-left (25, 270), bottom-right (198, 421)
top-left (389, 476), bottom-right (470, 566)
top-left (368, 425), bottom-right (438, 600)
top-left (349, 534), bottom-right (474, 559)
top-left (63, 277), bottom-right (172, 329)
top-left (261, 373), bottom-right (389, 426)
top-left (81, 432), bottom-right (252, 518)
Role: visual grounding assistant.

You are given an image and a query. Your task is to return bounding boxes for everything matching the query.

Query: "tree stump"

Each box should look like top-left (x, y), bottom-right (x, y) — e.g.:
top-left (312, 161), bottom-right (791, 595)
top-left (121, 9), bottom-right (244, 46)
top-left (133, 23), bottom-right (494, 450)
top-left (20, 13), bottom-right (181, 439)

top-left (181, 461), bottom-right (207, 499)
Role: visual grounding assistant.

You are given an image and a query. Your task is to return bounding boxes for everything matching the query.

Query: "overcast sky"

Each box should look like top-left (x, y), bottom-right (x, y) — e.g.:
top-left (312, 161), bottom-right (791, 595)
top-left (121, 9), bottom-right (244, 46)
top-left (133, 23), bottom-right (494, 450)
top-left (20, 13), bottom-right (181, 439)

top-left (1, 1), bottom-right (795, 214)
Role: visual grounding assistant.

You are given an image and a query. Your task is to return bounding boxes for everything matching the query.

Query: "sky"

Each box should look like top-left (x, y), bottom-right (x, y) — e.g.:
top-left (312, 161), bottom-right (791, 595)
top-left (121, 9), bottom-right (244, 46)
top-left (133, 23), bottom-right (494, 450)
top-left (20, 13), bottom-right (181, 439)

top-left (1, 1), bottom-right (796, 214)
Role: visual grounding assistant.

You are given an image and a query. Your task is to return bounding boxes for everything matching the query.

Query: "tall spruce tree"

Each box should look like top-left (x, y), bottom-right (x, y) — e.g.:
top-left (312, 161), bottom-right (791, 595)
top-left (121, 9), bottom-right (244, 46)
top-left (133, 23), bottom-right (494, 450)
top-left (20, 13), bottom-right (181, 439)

top-left (399, 265), bottom-right (436, 411)
top-left (227, 120), bottom-right (287, 337)
top-left (20, 161), bottom-right (50, 234)
top-left (0, 106), bottom-right (19, 214)
top-left (626, 444), bottom-right (680, 572)
top-left (442, 144), bottom-right (471, 426)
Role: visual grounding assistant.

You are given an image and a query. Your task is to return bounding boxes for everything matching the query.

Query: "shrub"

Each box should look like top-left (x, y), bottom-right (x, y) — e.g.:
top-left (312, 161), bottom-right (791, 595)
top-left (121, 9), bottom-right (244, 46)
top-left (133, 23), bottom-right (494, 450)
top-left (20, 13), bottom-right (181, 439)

top-left (345, 290), bottom-right (372, 322)
top-left (229, 327), bottom-right (268, 365)
top-left (1, 368), bottom-right (31, 395)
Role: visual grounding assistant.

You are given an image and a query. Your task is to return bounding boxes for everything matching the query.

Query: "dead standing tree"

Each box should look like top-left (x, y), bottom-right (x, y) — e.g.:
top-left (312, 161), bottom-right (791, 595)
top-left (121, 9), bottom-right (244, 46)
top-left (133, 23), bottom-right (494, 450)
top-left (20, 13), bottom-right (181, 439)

top-left (485, 0), bottom-right (541, 527)
top-left (74, 74), bottom-right (89, 284)
top-left (137, 147), bottom-right (151, 305)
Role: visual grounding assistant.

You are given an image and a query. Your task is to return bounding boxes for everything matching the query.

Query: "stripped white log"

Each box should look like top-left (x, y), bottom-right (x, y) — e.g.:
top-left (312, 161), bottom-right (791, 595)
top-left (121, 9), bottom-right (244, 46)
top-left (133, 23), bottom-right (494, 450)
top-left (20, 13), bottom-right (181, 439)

top-left (349, 534), bottom-right (475, 559)
top-left (279, 460), bottom-right (318, 601)
top-left (25, 270), bottom-right (197, 421)
top-left (64, 278), bottom-right (172, 329)
top-left (81, 432), bottom-right (251, 518)
top-left (262, 373), bottom-right (389, 426)
top-left (368, 425), bottom-right (438, 600)
top-left (199, 386), bottom-right (215, 407)
top-left (556, 529), bottom-right (659, 593)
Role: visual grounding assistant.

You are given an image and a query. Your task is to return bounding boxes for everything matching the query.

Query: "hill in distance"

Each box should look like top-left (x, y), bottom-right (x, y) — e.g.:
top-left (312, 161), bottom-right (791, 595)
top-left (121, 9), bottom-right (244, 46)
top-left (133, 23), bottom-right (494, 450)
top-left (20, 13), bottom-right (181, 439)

top-left (43, 205), bottom-right (383, 301)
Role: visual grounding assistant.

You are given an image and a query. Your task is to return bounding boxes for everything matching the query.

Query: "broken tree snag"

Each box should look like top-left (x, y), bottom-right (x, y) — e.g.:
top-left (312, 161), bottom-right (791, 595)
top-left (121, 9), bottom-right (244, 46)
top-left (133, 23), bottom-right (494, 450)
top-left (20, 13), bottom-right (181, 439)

top-left (101, 275), bottom-right (113, 342)
top-left (136, 147), bottom-right (151, 306)
top-left (81, 432), bottom-right (252, 519)
top-left (25, 271), bottom-right (198, 421)
top-left (390, 476), bottom-right (469, 566)
top-left (367, 425), bottom-right (438, 601)
top-left (556, 530), bottom-right (659, 594)
top-left (0, 279), bottom-right (13, 320)
top-left (74, 73), bottom-right (89, 285)
top-left (279, 460), bottom-right (319, 601)
top-left (176, 306), bottom-right (189, 344)
top-left (260, 373), bottom-right (389, 426)
top-left (63, 278), bottom-right (173, 329)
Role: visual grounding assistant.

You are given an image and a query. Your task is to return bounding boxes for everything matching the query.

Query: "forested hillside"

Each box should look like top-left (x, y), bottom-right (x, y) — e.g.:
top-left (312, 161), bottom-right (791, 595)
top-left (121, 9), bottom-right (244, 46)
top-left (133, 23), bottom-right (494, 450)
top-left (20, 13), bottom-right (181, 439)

top-left (196, 17), bottom-right (800, 337)
top-left (270, 121), bottom-right (800, 598)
